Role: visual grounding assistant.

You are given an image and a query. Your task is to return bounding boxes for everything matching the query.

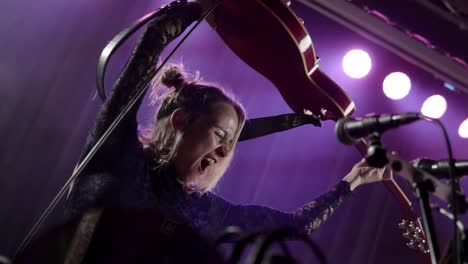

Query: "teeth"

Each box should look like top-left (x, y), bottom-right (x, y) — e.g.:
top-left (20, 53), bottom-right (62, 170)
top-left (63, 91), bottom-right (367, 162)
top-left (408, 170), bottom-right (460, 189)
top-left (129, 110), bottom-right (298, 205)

top-left (207, 158), bottom-right (215, 165)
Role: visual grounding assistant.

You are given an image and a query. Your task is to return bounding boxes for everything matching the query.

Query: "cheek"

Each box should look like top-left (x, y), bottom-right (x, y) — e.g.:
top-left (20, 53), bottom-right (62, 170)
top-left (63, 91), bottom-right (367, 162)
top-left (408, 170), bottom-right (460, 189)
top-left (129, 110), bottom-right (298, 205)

top-left (195, 129), bottom-right (217, 147)
top-left (195, 138), bottom-right (217, 155)
top-left (182, 131), bottom-right (216, 155)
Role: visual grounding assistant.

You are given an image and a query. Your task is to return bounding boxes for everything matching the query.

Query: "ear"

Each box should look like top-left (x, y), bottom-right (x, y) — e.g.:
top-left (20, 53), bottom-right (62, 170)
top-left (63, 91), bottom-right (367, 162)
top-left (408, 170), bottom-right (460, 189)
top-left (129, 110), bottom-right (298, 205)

top-left (170, 108), bottom-right (186, 133)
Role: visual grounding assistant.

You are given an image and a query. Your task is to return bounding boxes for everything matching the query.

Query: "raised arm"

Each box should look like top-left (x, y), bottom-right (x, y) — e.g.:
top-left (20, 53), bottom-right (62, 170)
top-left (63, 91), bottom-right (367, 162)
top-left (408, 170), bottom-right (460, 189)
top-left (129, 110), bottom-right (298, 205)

top-left (207, 159), bottom-right (391, 237)
top-left (67, 2), bottom-right (202, 216)
top-left (208, 181), bottom-right (351, 236)
top-left (90, 2), bottom-right (202, 147)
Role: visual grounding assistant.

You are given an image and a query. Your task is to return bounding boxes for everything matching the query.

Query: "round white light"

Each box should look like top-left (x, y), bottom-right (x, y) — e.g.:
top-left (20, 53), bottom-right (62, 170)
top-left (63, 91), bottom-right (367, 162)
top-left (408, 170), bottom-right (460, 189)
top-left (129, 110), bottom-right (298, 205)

top-left (382, 72), bottom-right (411, 100)
top-left (342, 49), bottom-right (372, 79)
top-left (421, 95), bottom-right (447, 119)
top-left (458, 119), bottom-right (468, 138)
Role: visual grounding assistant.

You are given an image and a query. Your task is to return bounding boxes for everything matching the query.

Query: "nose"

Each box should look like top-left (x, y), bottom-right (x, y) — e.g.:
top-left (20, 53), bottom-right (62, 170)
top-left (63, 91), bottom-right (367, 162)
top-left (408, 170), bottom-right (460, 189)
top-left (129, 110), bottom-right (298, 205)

top-left (215, 144), bottom-right (228, 158)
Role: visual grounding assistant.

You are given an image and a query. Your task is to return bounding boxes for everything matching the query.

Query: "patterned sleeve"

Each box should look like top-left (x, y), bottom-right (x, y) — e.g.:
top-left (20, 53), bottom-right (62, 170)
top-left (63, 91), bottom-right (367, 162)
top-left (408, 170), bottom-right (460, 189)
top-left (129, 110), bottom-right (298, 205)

top-left (209, 181), bottom-right (352, 235)
top-left (67, 2), bottom-right (202, 216)
top-left (88, 2), bottom-right (202, 153)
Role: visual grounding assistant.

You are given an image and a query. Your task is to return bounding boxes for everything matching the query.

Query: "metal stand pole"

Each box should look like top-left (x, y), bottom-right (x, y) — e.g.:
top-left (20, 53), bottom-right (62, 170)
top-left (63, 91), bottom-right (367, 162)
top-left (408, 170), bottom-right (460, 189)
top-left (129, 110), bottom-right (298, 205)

top-left (414, 180), bottom-right (440, 264)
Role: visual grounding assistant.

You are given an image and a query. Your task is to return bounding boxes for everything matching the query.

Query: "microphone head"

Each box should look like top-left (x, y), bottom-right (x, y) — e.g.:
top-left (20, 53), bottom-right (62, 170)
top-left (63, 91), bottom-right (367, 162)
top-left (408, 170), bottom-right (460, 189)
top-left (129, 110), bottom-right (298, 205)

top-left (412, 158), bottom-right (468, 178)
top-left (335, 116), bottom-right (358, 145)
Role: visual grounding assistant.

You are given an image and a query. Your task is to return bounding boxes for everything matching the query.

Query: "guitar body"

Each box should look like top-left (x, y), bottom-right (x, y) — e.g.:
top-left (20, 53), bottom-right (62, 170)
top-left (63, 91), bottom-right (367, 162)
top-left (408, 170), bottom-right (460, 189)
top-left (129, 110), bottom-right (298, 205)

top-left (201, 0), bottom-right (431, 263)
top-left (205, 0), bottom-right (354, 118)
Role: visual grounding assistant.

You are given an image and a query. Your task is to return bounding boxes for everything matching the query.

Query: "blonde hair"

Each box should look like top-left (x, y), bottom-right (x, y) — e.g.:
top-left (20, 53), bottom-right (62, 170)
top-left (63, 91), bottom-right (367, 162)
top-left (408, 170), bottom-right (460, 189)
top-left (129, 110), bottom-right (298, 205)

top-left (140, 65), bottom-right (246, 193)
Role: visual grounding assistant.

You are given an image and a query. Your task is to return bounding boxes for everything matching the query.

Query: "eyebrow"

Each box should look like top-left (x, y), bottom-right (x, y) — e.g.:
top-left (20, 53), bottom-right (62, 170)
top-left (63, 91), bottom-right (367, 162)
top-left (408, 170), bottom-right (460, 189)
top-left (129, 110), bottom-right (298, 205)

top-left (210, 118), bottom-right (236, 137)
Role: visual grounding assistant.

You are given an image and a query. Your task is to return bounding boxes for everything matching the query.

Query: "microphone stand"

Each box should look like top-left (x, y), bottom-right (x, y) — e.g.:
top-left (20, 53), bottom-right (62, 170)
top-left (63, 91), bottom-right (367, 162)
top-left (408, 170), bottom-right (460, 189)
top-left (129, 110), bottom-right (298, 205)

top-left (365, 134), bottom-right (441, 264)
top-left (432, 205), bottom-right (468, 264)
top-left (412, 176), bottom-right (441, 263)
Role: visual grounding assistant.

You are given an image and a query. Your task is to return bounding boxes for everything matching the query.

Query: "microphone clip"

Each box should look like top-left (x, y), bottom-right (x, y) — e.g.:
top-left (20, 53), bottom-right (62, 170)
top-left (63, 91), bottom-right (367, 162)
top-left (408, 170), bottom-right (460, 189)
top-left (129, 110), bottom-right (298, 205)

top-left (365, 133), bottom-right (389, 168)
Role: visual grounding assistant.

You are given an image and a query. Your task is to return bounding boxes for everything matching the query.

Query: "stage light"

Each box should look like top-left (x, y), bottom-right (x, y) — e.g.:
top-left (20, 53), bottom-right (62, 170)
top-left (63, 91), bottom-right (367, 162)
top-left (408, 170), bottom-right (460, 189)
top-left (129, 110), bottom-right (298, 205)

top-left (459, 119), bottom-right (468, 138)
top-left (342, 49), bottom-right (372, 78)
top-left (421, 95), bottom-right (447, 119)
top-left (382, 72), bottom-right (411, 100)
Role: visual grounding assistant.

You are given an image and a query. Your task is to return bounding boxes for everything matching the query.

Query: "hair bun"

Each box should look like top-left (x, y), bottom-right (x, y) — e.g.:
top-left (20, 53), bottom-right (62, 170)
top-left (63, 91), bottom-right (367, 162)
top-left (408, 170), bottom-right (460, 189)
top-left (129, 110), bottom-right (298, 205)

top-left (160, 65), bottom-right (186, 90)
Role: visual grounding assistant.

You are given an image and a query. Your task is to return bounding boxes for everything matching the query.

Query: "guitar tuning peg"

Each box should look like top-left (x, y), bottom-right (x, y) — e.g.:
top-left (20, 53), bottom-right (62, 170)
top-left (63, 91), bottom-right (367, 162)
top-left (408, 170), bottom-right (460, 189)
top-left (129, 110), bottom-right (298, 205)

top-left (412, 233), bottom-right (422, 242)
top-left (406, 240), bottom-right (417, 250)
top-left (418, 244), bottom-right (427, 253)
top-left (281, 0), bottom-right (291, 6)
top-left (398, 219), bottom-right (408, 229)
top-left (408, 221), bottom-right (416, 230)
top-left (414, 227), bottom-right (422, 233)
top-left (402, 231), bottom-right (411, 239)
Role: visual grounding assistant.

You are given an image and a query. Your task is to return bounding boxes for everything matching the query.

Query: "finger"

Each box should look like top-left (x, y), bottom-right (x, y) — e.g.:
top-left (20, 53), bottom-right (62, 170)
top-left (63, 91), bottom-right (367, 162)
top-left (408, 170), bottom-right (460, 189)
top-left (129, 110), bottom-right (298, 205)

top-left (360, 158), bottom-right (368, 165)
top-left (354, 158), bottom-right (368, 168)
top-left (356, 166), bottom-right (372, 175)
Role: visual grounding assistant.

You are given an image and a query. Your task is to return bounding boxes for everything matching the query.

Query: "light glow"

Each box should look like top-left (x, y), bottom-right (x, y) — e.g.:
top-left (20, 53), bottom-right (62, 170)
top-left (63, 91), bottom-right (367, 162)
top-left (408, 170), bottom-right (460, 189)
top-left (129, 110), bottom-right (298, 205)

top-left (382, 72), bottom-right (411, 100)
top-left (459, 119), bottom-right (468, 138)
top-left (342, 49), bottom-right (372, 79)
top-left (421, 95), bottom-right (447, 119)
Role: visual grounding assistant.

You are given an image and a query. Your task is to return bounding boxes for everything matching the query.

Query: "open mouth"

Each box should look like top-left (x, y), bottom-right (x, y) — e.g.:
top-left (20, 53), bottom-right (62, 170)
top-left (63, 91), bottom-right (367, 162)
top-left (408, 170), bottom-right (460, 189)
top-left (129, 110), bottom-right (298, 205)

top-left (200, 157), bottom-right (215, 174)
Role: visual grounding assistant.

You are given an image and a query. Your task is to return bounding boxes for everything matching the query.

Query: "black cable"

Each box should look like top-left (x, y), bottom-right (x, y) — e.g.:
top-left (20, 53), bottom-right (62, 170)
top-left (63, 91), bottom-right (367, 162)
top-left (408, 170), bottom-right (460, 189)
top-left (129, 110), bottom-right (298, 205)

top-left (432, 204), bottom-right (468, 263)
top-left (228, 232), bottom-right (263, 264)
top-left (0, 255), bottom-right (10, 264)
top-left (277, 240), bottom-right (295, 263)
top-left (215, 226), bottom-right (245, 246)
top-left (249, 233), bottom-right (297, 264)
top-left (422, 116), bottom-right (461, 264)
top-left (96, 8), bottom-right (162, 101)
top-left (247, 228), bottom-right (327, 264)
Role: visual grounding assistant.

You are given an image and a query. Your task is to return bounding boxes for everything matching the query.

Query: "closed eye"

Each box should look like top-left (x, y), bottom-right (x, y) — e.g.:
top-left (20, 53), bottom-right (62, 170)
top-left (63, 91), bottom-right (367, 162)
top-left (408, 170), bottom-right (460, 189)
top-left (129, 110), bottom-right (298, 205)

top-left (214, 129), bottom-right (225, 140)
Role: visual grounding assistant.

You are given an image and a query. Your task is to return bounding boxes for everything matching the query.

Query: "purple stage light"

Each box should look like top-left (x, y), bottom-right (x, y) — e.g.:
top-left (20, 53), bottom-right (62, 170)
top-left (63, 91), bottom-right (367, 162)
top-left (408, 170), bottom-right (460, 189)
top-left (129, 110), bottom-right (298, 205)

top-left (342, 49), bottom-right (372, 78)
top-left (459, 119), bottom-right (468, 138)
top-left (421, 95), bottom-right (447, 119)
top-left (382, 72), bottom-right (411, 100)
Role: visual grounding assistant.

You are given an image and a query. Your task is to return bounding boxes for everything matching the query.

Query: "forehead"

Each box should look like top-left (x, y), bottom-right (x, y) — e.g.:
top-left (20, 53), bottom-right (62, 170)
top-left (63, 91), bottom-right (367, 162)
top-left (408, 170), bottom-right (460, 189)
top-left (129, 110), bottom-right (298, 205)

top-left (206, 102), bottom-right (239, 132)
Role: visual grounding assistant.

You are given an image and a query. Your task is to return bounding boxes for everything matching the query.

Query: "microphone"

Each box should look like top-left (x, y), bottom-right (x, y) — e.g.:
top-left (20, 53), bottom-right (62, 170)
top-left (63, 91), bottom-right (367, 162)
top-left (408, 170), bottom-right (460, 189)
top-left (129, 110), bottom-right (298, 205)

top-left (335, 113), bottom-right (421, 145)
top-left (412, 158), bottom-right (468, 178)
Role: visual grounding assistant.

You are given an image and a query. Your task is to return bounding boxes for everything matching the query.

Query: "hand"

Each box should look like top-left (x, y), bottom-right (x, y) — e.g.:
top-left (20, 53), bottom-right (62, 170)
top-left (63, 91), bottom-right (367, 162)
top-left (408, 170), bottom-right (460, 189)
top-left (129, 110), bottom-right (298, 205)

top-left (192, 0), bottom-right (217, 27)
top-left (343, 158), bottom-right (393, 191)
top-left (148, 1), bottom-right (203, 46)
top-left (193, 0), bottom-right (214, 10)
